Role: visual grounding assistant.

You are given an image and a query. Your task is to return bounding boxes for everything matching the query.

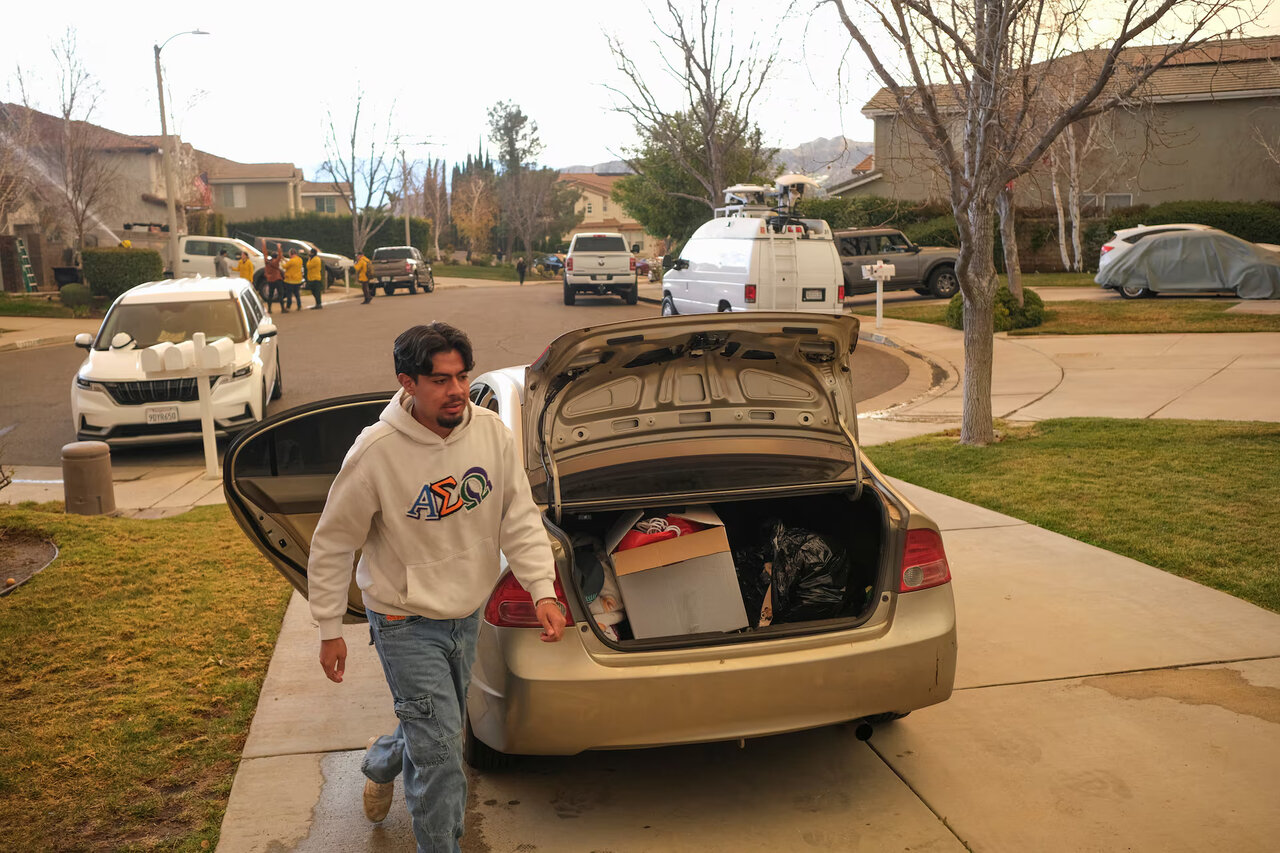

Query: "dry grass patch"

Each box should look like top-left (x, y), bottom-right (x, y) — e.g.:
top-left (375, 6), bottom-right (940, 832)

top-left (0, 503), bottom-right (291, 852)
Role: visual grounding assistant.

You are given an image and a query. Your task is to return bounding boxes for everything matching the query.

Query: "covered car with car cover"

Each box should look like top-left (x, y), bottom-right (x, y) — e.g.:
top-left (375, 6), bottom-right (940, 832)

top-left (1095, 228), bottom-right (1280, 299)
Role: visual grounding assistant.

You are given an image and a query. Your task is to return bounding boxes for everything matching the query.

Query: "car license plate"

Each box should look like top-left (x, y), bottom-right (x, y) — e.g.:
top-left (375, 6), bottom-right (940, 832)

top-left (802, 288), bottom-right (826, 301)
top-left (145, 406), bottom-right (179, 425)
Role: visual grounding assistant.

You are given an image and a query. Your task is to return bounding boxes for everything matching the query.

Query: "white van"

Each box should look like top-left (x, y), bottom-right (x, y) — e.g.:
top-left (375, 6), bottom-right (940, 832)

top-left (661, 214), bottom-right (845, 315)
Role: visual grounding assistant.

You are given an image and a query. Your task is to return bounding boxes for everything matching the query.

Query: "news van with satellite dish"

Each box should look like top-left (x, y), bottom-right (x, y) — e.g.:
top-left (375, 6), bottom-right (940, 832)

top-left (660, 174), bottom-right (846, 316)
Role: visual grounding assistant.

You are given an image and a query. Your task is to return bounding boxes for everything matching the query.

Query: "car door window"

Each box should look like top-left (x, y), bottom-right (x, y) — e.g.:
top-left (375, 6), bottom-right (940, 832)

top-left (186, 240), bottom-right (211, 256)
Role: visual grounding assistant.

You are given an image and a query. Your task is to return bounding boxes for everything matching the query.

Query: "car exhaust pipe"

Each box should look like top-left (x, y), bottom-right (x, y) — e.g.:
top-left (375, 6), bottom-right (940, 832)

top-left (853, 721), bottom-right (873, 742)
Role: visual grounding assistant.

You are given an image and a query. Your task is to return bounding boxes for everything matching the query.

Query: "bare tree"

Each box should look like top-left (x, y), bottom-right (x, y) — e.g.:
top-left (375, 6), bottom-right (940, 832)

top-left (0, 103), bottom-right (35, 237)
top-left (321, 90), bottom-right (399, 255)
top-left (452, 172), bottom-right (497, 257)
top-left (825, 0), bottom-right (1255, 445)
top-left (419, 158), bottom-right (449, 261)
top-left (606, 0), bottom-right (778, 211)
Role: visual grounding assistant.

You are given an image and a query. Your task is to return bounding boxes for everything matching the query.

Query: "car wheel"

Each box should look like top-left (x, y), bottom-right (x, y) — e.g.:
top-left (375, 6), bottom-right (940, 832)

top-left (424, 271), bottom-right (435, 293)
top-left (1120, 284), bottom-right (1152, 299)
top-left (463, 716), bottom-right (513, 771)
top-left (661, 294), bottom-right (678, 316)
top-left (624, 282), bottom-right (638, 305)
top-left (270, 351), bottom-right (283, 401)
top-left (383, 284), bottom-right (394, 297)
top-left (928, 266), bottom-right (960, 299)
top-left (717, 300), bottom-right (732, 312)
top-left (563, 280), bottom-right (576, 306)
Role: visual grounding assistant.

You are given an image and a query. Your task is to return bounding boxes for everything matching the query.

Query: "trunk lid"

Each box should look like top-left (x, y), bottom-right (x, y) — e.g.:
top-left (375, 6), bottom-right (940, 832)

top-left (524, 313), bottom-right (863, 517)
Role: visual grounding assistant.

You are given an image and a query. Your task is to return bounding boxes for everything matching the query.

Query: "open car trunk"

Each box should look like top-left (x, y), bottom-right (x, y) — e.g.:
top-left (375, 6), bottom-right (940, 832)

top-left (547, 482), bottom-right (891, 650)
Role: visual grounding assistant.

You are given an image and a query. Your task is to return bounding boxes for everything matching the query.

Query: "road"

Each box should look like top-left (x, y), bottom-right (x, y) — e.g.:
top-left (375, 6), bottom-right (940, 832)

top-left (0, 284), bottom-right (908, 466)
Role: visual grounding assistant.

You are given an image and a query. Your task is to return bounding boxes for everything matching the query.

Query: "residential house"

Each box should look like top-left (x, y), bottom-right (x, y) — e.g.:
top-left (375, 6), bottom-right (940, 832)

top-left (301, 180), bottom-right (352, 215)
top-left (198, 152), bottom-right (304, 222)
top-left (839, 37), bottom-right (1280, 211)
top-left (557, 173), bottom-right (656, 254)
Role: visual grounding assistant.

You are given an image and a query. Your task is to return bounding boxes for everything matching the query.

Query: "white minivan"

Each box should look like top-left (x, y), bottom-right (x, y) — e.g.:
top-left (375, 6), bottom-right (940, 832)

top-left (661, 215), bottom-right (845, 315)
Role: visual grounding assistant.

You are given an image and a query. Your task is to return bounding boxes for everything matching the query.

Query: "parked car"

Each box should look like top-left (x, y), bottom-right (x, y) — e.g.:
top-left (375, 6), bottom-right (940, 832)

top-left (176, 236), bottom-right (264, 282)
top-left (72, 276), bottom-right (281, 444)
top-left (535, 254), bottom-right (565, 275)
top-left (1097, 223), bottom-right (1216, 277)
top-left (564, 232), bottom-right (638, 305)
top-left (1095, 228), bottom-right (1280, 299)
top-left (370, 246), bottom-right (434, 295)
top-left (222, 313), bottom-right (957, 768)
top-left (662, 215), bottom-right (845, 315)
top-left (834, 228), bottom-right (959, 299)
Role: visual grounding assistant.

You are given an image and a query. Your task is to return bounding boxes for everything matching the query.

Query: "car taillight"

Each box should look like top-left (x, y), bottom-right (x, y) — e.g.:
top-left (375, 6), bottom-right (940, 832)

top-left (484, 570), bottom-right (574, 627)
top-left (629, 257), bottom-right (636, 271)
top-left (838, 285), bottom-right (845, 301)
top-left (566, 257), bottom-right (573, 272)
top-left (899, 528), bottom-right (951, 592)
top-left (1101, 244), bottom-right (1114, 254)
top-left (405, 262), bottom-right (413, 273)
top-left (745, 284), bottom-right (757, 303)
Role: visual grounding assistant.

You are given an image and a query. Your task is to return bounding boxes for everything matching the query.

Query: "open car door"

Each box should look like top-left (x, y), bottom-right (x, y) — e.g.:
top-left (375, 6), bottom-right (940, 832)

top-left (222, 393), bottom-right (389, 624)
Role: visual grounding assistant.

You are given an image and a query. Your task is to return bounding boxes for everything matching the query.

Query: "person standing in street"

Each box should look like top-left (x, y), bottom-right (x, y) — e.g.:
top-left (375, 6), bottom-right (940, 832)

top-left (305, 248), bottom-right (325, 309)
top-left (354, 250), bottom-right (373, 304)
top-left (235, 251), bottom-right (254, 284)
top-left (282, 248), bottom-right (305, 312)
top-left (515, 256), bottom-right (526, 286)
top-left (307, 322), bottom-right (565, 852)
top-left (214, 248), bottom-right (232, 278)
top-left (263, 250), bottom-right (285, 313)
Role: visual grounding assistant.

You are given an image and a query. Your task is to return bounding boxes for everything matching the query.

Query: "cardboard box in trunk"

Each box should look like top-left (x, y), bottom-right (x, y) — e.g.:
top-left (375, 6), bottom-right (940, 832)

top-left (606, 507), bottom-right (750, 639)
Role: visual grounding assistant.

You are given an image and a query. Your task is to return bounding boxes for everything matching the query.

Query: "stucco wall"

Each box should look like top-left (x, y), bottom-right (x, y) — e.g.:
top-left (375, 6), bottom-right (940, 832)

top-left (210, 181), bottom-right (299, 221)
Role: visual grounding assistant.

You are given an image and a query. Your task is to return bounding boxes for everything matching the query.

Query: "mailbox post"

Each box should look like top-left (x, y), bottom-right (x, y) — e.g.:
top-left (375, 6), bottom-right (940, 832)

top-left (860, 260), bottom-right (896, 331)
top-left (139, 332), bottom-right (234, 479)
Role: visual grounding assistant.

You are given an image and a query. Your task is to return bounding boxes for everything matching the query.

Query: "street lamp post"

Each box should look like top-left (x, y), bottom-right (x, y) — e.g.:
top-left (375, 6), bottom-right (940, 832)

top-left (154, 29), bottom-right (208, 276)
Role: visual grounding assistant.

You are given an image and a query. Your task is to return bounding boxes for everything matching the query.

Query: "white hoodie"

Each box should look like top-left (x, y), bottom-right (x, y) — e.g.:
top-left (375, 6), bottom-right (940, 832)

top-left (307, 390), bottom-right (557, 640)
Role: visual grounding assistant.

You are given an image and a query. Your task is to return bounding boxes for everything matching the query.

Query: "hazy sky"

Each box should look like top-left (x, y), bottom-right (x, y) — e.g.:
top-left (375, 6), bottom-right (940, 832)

top-left (7, 0), bottom-right (1277, 180)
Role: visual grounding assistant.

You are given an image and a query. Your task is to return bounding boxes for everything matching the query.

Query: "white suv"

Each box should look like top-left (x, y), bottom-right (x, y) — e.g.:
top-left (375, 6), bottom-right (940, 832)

top-left (71, 277), bottom-right (281, 444)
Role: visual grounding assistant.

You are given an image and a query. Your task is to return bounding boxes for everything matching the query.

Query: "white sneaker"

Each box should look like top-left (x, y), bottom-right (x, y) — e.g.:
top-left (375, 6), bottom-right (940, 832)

top-left (362, 736), bottom-right (394, 822)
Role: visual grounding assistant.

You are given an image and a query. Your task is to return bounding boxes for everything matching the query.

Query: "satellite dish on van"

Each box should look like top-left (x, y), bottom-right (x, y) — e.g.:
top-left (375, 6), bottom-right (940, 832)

top-left (774, 174), bottom-right (821, 212)
top-left (724, 184), bottom-right (768, 206)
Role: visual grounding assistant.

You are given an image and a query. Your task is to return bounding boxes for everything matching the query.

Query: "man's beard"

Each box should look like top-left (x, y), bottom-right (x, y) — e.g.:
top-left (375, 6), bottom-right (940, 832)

top-left (436, 409), bottom-right (465, 428)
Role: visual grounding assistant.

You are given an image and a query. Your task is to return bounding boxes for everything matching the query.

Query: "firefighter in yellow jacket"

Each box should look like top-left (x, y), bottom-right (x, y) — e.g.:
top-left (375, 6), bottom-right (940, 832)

top-left (306, 249), bottom-right (325, 310)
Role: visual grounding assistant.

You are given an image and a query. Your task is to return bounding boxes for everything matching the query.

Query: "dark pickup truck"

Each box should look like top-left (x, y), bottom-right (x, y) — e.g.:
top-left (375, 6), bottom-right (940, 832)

top-left (835, 228), bottom-right (959, 299)
top-left (371, 246), bottom-right (434, 295)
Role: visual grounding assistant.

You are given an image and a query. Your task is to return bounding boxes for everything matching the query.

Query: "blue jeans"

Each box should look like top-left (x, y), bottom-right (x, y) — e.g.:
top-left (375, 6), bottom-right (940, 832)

top-left (363, 609), bottom-right (481, 853)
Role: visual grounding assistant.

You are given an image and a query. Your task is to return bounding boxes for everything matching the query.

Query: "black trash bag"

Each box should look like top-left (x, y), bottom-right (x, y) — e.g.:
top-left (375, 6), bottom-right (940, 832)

top-left (732, 539), bottom-right (773, 628)
top-left (767, 521), bottom-right (850, 623)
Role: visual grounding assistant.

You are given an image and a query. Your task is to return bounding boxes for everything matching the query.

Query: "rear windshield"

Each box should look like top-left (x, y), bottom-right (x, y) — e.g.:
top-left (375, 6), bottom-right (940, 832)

top-left (373, 248), bottom-right (414, 260)
top-left (573, 236), bottom-right (627, 253)
top-left (95, 298), bottom-right (247, 351)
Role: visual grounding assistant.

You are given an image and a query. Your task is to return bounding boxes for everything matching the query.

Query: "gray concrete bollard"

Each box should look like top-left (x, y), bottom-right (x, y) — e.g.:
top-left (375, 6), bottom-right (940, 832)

top-left (62, 441), bottom-right (116, 516)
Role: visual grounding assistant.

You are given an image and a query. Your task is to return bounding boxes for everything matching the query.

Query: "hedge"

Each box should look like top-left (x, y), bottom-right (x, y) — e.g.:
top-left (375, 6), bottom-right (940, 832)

top-left (797, 195), bottom-right (950, 230)
top-left (225, 213), bottom-right (435, 257)
top-left (187, 211), bottom-right (226, 237)
top-left (81, 248), bottom-right (165, 302)
top-left (1102, 200), bottom-right (1280, 245)
top-left (59, 283), bottom-right (91, 311)
top-left (945, 286), bottom-right (1045, 332)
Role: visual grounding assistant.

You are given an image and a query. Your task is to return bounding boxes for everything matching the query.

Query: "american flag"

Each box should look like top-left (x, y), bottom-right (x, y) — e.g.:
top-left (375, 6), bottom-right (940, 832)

top-left (194, 172), bottom-right (212, 207)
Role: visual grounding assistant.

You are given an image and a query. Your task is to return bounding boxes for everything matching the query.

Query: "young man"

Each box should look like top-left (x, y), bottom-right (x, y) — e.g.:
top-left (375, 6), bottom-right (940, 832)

top-left (307, 322), bottom-right (565, 852)
top-left (305, 248), bottom-right (324, 309)
top-left (515, 256), bottom-right (526, 286)
top-left (282, 248), bottom-right (305, 311)
top-left (354, 250), bottom-right (372, 303)
top-left (262, 250), bottom-right (284, 313)
top-left (214, 248), bottom-right (232, 278)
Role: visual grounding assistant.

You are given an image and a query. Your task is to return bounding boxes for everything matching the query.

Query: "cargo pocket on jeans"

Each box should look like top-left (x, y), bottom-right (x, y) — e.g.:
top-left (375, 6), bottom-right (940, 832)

top-left (394, 695), bottom-right (452, 768)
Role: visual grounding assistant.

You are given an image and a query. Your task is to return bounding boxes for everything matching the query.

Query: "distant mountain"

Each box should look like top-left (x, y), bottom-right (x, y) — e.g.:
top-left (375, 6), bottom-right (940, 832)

top-left (560, 136), bottom-right (874, 187)
top-left (776, 136), bottom-right (874, 187)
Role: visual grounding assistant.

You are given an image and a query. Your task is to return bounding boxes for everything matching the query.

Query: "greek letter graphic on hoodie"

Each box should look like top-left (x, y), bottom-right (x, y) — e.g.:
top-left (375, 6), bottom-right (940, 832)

top-left (306, 391), bottom-right (557, 640)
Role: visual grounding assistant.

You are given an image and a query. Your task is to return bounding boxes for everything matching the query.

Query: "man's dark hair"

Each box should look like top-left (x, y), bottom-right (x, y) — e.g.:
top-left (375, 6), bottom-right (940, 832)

top-left (219, 249), bottom-right (227, 255)
top-left (394, 322), bottom-right (474, 378)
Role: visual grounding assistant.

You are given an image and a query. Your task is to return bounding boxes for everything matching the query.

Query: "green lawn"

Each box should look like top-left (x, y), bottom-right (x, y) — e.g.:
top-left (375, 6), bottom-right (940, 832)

top-left (866, 419), bottom-right (1280, 613)
top-left (0, 293), bottom-right (79, 318)
top-left (854, 298), bottom-right (1280, 334)
top-left (432, 264), bottom-right (520, 282)
top-left (0, 504), bottom-right (292, 851)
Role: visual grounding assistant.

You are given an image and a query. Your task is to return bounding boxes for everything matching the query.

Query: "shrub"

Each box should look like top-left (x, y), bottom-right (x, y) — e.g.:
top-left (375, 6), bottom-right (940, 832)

top-left (59, 283), bottom-right (92, 313)
top-left (227, 212), bottom-right (434, 257)
top-left (468, 253), bottom-right (494, 266)
top-left (798, 195), bottom-right (951, 230)
top-left (81, 248), bottom-right (165, 302)
top-left (186, 211), bottom-right (226, 237)
top-left (904, 215), bottom-right (961, 247)
top-left (945, 285), bottom-right (1045, 332)
top-left (1104, 201), bottom-right (1280, 245)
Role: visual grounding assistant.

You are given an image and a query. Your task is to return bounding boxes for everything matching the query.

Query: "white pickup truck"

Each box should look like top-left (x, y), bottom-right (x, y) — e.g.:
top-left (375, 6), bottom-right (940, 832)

top-left (563, 232), bottom-right (638, 305)
top-left (176, 236), bottom-right (264, 282)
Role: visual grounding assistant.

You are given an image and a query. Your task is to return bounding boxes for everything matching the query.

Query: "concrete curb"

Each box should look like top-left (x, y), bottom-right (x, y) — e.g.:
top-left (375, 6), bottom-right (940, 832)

top-left (0, 334), bottom-right (80, 353)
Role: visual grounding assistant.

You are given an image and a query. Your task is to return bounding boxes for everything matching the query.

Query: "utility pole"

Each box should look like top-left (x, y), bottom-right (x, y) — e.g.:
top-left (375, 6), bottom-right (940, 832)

top-left (153, 29), bottom-right (208, 276)
top-left (401, 149), bottom-right (411, 247)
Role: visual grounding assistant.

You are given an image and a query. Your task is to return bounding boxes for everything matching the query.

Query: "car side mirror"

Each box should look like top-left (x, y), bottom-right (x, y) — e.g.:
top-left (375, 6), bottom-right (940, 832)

top-left (910, 245), bottom-right (921, 253)
top-left (75, 333), bottom-right (93, 349)
top-left (672, 258), bottom-right (690, 271)
top-left (256, 321), bottom-right (278, 340)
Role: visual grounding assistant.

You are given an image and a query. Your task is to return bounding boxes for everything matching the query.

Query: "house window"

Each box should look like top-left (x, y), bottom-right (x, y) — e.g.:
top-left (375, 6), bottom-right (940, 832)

top-left (215, 184), bottom-right (246, 208)
top-left (1080, 194), bottom-right (1100, 211)
top-left (1104, 193), bottom-right (1133, 213)
top-left (603, 199), bottom-right (608, 212)
top-left (587, 202), bottom-right (593, 214)
top-left (314, 197), bottom-right (336, 213)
